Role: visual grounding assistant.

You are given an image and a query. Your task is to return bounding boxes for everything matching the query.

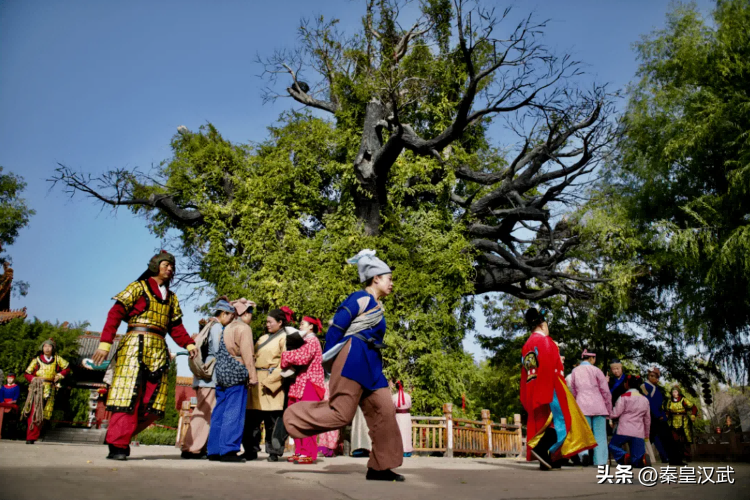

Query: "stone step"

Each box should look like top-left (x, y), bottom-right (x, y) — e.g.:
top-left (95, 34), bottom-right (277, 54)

top-left (42, 427), bottom-right (107, 445)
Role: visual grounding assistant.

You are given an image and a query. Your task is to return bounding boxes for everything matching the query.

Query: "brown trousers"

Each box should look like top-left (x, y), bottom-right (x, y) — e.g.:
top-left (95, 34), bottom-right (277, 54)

top-left (284, 341), bottom-right (403, 471)
top-left (181, 387), bottom-right (216, 453)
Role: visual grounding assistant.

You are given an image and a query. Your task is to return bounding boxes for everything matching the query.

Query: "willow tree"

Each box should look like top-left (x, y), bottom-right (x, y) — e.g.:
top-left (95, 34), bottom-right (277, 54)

top-left (52, 0), bottom-right (618, 412)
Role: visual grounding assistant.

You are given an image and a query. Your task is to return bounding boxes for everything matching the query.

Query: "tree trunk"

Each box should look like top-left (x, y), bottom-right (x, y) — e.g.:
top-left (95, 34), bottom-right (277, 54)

top-left (353, 101), bottom-right (388, 236)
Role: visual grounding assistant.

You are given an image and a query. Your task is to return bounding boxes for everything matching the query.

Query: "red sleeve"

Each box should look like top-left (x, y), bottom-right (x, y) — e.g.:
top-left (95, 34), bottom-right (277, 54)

top-left (59, 367), bottom-right (71, 377)
top-left (101, 302), bottom-right (129, 343)
top-left (686, 400), bottom-right (698, 417)
top-left (24, 373), bottom-right (35, 382)
top-left (280, 339), bottom-right (317, 368)
top-left (532, 336), bottom-right (558, 408)
top-left (168, 320), bottom-right (195, 349)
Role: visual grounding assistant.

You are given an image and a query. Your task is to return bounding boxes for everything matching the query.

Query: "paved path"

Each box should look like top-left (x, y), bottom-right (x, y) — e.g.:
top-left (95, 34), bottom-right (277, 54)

top-left (0, 441), bottom-right (747, 500)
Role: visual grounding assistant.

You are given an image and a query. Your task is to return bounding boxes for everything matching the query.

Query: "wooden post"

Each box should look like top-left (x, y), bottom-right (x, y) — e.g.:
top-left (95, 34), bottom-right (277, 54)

top-left (443, 403), bottom-right (453, 458)
top-left (176, 400), bottom-right (192, 447)
top-left (514, 413), bottom-right (523, 457)
top-left (482, 409), bottom-right (492, 458)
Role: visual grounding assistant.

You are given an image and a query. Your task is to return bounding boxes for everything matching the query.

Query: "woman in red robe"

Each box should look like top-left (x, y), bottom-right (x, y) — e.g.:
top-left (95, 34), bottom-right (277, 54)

top-left (520, 308), bottom-right (596, 470)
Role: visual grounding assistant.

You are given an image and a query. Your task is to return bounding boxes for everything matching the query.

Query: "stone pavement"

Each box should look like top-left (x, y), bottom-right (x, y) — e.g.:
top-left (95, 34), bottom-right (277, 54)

top-left (0, 441), bottom-right (747, 500)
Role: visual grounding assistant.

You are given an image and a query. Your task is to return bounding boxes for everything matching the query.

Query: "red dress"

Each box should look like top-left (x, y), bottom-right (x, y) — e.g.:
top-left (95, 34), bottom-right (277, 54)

top-left (520, 331), bottom-right (596, 461)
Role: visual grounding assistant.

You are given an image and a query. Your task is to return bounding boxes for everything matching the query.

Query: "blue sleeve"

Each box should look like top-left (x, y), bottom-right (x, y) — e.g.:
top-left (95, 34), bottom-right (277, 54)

top-left (0, 387), bottom-right (4, 400)
top-left (208, 322), bottom-right (223, 358)
top-left (325, 292), bottom-right (364, 348)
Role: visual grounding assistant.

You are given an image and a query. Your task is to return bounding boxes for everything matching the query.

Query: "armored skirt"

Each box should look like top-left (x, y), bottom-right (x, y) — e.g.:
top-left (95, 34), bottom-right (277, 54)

top-left (106, 331), bottom-right (171, 415)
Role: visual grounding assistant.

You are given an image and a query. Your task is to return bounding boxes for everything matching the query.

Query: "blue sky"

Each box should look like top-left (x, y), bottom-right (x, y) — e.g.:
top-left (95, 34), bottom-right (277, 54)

top-left (0, 0), bottom-right (714, 375)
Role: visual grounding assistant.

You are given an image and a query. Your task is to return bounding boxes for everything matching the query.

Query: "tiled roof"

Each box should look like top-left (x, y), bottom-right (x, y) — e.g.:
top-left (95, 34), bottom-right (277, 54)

top-left (176, 376), bottom-right (193, 386)
top-left (76, 331), bottom-right (122, 366)
top-left (0, 308), bottom-right (27, 324)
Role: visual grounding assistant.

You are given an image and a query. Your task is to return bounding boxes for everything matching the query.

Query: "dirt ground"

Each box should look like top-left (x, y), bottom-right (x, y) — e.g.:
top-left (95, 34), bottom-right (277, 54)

top-left (0, 441), bottom-right (747, 500)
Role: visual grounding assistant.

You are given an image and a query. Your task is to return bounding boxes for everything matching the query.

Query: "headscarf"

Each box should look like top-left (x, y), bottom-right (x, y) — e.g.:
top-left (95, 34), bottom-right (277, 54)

top-left (212, 299), bottom-right (236, 315)
top-left (396, 380), bottom-right (406, 407)
top-left (231, 298), bottom-right (256, 316)
top-left (302, 316), bottom-right (323, 333)
top-left (279, 306), bottom-right (295, 325)
top-left (347, 249), bottom-right (393, 283)
top-left (581, 349), bottom-right (596, 359)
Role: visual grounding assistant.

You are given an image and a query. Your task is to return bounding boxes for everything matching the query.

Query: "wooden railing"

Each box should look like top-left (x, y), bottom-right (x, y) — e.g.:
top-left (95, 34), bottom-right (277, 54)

top-left (411, 404), bottom-right (523, 458)
top-left (176, 399), bottom-right (524, 458)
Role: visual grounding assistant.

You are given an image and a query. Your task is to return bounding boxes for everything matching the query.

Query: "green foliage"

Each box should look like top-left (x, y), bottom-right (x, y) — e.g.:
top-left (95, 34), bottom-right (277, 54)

top-left (0, 166), bottom-right (35, 248)
top-left (612, 0), bottom-right (750, 381)
top-left (119, 113), bottom-right (479, 414)
top-left (50, 387), bottom-right (92, 427)
top-left (136, 426), bottom-right (177, 446)
top-left (162, 360), bottom-right (179, 427)
top-left (0, 318), bottom-right (86, 434)
top-left (465, 360), bottom-right (521, 420)
top-left (0, 318), bottom-right (83, 379)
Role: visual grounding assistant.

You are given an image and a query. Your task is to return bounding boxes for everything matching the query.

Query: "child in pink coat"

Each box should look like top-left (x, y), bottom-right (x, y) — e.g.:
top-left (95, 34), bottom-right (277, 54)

top-left (608, 375), bottom-right (651, 467)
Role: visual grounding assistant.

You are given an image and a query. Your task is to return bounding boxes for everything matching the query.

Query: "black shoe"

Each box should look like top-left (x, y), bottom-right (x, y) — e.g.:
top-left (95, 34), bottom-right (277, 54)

top-left (181, 451), bottom-right (206, 459)
top-left (531, 449), bottom-right (552, 470)
top-left (366, 468), bottom-right (405, 482)
top-left (207, 455), bottom-right (220, 461)
top-left (219, 453), bottom-right (246, 463)
top-left (581, 454), bottom-right (592, 467)
top-left (240, 452), bottom-right (258, 461)
top-left (106, 444), bottom-right (128, 460)
top-left (267, 453), bottom-right (279, 462)
top-left (551, 460), bottom-right (563, 469)
top-left (26, 440), bottom-right (35, 445)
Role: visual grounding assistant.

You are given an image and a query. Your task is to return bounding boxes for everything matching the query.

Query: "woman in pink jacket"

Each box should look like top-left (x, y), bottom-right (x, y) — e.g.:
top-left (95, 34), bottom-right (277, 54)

top-left (609, 375), bottom-right (651, 467)
top-left (568, 349), bottom-right (612, 466)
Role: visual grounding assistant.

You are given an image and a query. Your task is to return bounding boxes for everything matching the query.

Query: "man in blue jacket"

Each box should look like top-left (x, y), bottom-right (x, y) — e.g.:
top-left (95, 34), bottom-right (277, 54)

top-left (284, 249), bottom-right (404, 482)
top-left (641, 367), bottom-right (670, 462)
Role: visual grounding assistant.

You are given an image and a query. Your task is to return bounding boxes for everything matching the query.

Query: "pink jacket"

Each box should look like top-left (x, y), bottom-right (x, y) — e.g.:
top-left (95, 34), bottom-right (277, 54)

top-left (611, 389), bottom-right (651, 439)
top-left (569, 361), bottom-right (612, 416)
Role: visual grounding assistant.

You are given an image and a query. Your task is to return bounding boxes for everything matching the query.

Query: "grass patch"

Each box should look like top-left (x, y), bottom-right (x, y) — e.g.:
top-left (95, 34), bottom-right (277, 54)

top-left (136, 426), bottom-right (177, 446)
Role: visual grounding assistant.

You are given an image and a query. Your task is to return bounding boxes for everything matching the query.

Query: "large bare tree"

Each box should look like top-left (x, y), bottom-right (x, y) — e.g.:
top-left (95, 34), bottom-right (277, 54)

top-left (52, 0), bottom-right (618, 301)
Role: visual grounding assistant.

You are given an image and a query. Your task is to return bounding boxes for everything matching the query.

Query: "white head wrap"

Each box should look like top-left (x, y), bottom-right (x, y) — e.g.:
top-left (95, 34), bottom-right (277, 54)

top-left (347, 249), bottom-right (393, 283)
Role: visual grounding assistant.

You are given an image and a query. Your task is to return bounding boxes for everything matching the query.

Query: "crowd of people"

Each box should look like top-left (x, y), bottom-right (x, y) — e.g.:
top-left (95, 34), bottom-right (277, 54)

top-left (0, 250), bottom-right (722, 479)
top-left (521, 307), bottom-right (702, 471)
top-left (0, 249), bottom-right (412, 482)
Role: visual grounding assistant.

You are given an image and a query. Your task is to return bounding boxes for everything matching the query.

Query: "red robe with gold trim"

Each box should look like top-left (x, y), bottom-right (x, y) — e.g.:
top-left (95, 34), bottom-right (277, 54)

top-left (520, 331), bottom-right (596, 461)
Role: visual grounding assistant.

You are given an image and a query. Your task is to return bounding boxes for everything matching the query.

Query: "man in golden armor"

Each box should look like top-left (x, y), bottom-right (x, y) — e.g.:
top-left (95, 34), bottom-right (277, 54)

top-left (665, 385), bottom-right (698, 466)
top-left (23, 339), bottom-right (70, 443)
top-left (91, 251), bottom-right (196, 460)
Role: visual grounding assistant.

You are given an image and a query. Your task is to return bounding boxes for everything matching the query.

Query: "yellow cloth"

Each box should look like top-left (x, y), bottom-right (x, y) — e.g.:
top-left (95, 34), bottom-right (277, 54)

top-left (24, 355), bottom-right (70, 420)
top-left (525, 380), bottom-right (597, 458)
top-left (557, 382), bottom-right (597, 458)
top-left (113, 280), bottom-right (183, 331)
top-left (106, 331), bottom-right (170, 414)
top-left (247, 331), bottom-right (287, 411)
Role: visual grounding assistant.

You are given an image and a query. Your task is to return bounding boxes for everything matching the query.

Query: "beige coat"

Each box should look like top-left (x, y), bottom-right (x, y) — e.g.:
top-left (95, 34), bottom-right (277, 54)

top-left (247, 329), bottom-right (287, 411)
top-left (222, 319), bottom-right (257, 385)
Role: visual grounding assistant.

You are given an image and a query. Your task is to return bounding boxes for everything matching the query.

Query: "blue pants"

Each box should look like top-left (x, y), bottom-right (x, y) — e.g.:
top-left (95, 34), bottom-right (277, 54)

top-left (579, 415), bottom-right (608, 465)
top-left (207, 384), bottom-right (248, 457)
top-left (651, 417), bottom-right (669, 462)
top-left (609, 434), bottom-right (645, 464)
